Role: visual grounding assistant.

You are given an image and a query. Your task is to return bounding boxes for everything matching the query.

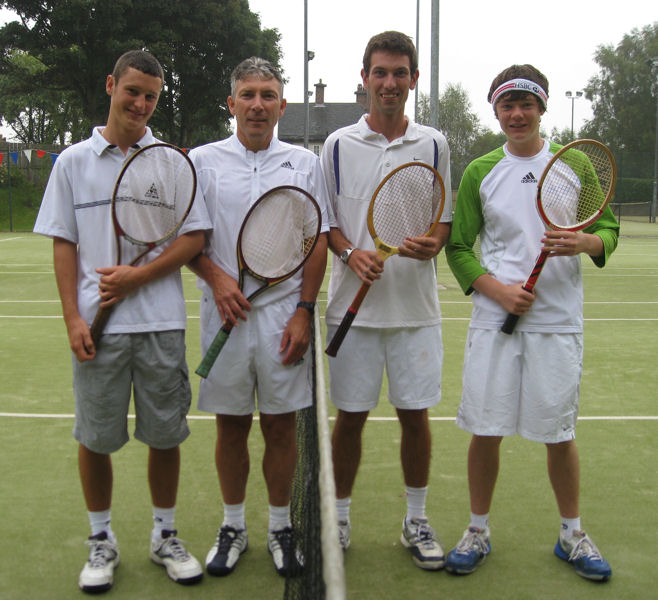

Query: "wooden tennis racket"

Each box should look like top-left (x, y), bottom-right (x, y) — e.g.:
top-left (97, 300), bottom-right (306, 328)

top-left (195, 185), bottom-right (321, 378)
top-left (325, 162), bottom-right (445, 357)
top-left (89, 143), bottom-right (196, 348)
top-left (500, 139), bottom-right (617, 334)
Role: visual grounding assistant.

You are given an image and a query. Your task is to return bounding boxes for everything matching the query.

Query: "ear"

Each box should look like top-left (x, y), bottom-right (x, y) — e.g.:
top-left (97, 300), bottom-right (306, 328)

top-left (361, 68), bottom-right (368, 89)
top-left (279, 98), bottom-right (287, 118)
top-left (409, 69), bottom-right (419, 91)
top-left (227, 95), bottom-right (236, 116)
top-left (106, 75), bottom-right (115, 97)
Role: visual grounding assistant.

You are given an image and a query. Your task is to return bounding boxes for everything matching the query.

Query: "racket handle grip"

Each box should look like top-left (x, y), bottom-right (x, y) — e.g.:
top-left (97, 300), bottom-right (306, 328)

top-left (196, 325), bottom-right (232, 378)
top-left (325, 310), bottom-right (357, 357)
top-left (89, 305), bottom-right (116, 349)
top-left (500, 313), bottom-right (520, 335)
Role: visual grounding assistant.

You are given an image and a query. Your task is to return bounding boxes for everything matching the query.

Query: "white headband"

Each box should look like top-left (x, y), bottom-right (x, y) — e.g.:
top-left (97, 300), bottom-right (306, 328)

top-left (490, 78), bottom-right (548, 108)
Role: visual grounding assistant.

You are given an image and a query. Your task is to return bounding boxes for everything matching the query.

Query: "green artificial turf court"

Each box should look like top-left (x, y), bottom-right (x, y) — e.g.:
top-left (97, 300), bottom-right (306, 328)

top-left (0, 223), bottom-right (656, 599)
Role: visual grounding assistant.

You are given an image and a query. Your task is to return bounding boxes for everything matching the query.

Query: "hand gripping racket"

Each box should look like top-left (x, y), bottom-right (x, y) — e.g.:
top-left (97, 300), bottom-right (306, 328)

top-left (325, 162), bottom-right (445, 357)
top-left (500, 139), bottom-right (616, 334)
top-left (195, 186), bottom-right (322, 378)
top-left (89, 143), bottom-right (197, 347)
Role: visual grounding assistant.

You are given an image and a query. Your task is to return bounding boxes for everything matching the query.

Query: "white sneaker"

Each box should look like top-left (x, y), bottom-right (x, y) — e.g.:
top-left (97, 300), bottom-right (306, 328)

top-left (78, 531), bottom-right (120, 593)
top-left (150, 529), bottom-right (203, 585)
top-left (337, 520), bottom-right (351, 551)
top-left (400, 516), bottom-right (446, 570)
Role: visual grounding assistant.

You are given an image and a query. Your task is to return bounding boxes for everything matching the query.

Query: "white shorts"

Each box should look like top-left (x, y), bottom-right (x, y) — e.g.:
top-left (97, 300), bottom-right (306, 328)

top-left (326, 324), bottom-right (443, 412)
top-left (197, 293), bottom-right (313, 416)
top-left (456, 328), bottom-right (583, 443)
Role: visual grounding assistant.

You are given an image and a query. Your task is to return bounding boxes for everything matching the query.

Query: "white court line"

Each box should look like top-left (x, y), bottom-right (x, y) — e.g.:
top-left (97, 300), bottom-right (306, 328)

top-left (1, 413), bottom-right (656, 422)
top-left (0, 237), bottom-right (24, 242)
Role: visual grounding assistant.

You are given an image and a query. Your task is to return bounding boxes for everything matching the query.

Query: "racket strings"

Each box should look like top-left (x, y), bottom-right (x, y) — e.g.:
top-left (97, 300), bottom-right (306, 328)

top-left (241, 189), bottom-right (320, 278)
top-left (372, 165), bottom-right (442, 247)
top-left (115, 146), bottom-right (195, 243)
top-left (540, 142), bottom-right (614, 229)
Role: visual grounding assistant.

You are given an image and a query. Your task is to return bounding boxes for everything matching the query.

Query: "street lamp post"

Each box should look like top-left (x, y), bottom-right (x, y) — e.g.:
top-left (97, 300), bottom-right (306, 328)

top-left (565, 90), bottom-right (583, 139)
top-left (648, 58), bottom-right (658, 223)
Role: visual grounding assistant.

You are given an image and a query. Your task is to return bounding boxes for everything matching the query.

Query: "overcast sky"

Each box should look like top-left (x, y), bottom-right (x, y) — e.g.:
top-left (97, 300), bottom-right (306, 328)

top-left (247, 0), bottom-right (656, 136)
top-left (1, 3), bottom-right (655, 141)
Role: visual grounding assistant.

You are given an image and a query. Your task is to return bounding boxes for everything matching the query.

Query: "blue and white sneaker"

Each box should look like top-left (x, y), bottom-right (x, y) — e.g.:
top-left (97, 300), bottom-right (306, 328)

top-left (445, 526), bottom-right (491, 575)
top-left (337, 520), bottom-right (351, 551)
top-left (78, 531), bottom-right (120, 593)
top-left (554, 530), bottom-right (612, 581)
top-left (400, 516), bottom-right (445, 570)
top-left (267, 527), bottom-right (304, 577)
top-left (206, 524), bottom-right (248, 576)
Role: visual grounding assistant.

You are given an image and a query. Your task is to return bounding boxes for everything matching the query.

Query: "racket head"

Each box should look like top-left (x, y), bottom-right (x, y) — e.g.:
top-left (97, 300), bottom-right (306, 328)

top-left (237, 185), bottom-right (322, 286)
top-left (367, 162), bottom-right (445, 257)
top-left (537, 139), bottom-right (616, 231)
top-left (111, 143), bottom-right (197, 258)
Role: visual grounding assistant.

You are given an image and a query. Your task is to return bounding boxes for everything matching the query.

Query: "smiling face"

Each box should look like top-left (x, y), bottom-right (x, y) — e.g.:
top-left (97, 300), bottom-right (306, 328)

top-left (362, 50), bottom-right (418, 119)
top-left (105, 67), bottom-right (162, 142)
top-left (495, 92), bottom-right (545, 156)
top-left (228, 75), bottom-right (286, 152)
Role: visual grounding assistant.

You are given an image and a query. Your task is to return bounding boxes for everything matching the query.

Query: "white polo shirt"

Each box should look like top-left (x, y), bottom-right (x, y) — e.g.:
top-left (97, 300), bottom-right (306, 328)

top-left (321, 115), bottom-right (452, 328)
top-left (34, 127), bottom-right (212, 332)
top-left (189, 134), bottom-right (330, 306)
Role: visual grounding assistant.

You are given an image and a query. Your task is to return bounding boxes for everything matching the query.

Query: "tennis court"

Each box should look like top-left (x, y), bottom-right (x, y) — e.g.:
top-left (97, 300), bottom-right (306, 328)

top-left (1, 221), bottom-right (656, 599)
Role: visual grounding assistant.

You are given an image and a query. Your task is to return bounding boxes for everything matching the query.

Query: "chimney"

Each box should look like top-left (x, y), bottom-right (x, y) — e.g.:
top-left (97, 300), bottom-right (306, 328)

top-left (355, 83), bottom-right (368, 108)
top-left (314, 79), bottom-right (326, 105)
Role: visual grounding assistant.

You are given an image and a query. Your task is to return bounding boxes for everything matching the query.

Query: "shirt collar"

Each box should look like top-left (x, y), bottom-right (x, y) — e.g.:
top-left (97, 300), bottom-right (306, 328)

top-left (90, 126), bottom-right (156, 156)
top-left (356, 114), bottom-right (421, 143)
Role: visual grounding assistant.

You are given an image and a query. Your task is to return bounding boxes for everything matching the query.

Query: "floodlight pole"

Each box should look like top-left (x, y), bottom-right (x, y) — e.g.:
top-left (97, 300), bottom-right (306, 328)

top-left (429, 0), bottom-right (439, 129)
top-left (303, 0), bottom-right (309, 149)
top-left (565, 90), bottom-right (582, 140)
top-left (649, 57), bottom-right (658, 223)
top-left (414, 0), bottom-right (419, 122)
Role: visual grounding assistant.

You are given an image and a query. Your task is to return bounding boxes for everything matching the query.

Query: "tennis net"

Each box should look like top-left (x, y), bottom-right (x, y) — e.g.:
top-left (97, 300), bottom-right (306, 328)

top-left (283, 311), bottom-right (345, 599)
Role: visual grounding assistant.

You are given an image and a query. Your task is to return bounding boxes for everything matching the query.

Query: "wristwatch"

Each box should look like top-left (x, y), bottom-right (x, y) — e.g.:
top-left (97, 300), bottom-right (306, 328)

top-left (296, 301), bottom-right (315, 315)
top-left (340, 247), bottom-right (355, 264)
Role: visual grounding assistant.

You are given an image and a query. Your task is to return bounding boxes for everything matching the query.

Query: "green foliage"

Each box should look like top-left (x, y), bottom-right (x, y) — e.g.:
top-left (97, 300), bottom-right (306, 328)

top-left (0, 0), bottom-right (282, 147)
top-left (581, 23), bottom-right (657, 158)
top-left (417, 84), bottom-right (482, 186)
top-left (615, 177), bottom-right (653, 203)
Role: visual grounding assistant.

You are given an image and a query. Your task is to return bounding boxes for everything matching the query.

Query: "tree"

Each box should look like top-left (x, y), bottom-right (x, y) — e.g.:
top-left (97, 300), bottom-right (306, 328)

top-left (0, 0), bottom-right (281, 147)
top-left (549, 126), bottom-right (575, 146)
top-left (581, 23), bottom-right (657, 171)
top-left (417, 83), bottom-right (481, 186)
top-left (0, 50), bottom-right (81, 144)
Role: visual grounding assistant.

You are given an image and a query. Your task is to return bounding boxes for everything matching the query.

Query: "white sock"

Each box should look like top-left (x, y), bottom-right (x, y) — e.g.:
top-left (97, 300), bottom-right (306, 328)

top-left (223, 502), bottom-right (246, 530)
top-left (269, 504), bottom-right (291, 532)
top-left (561, 517), bottom-right (581, 538)
top-left (470, 512), bottom-right (489, 531)
top-left (152, 506), bottom-right (176, 543)
top-left (405, 486), bottom-right (428, 521)
top-left (336, 497), bottom-right (351, 523)
top-left (88, 509), bottom-right (114, 540)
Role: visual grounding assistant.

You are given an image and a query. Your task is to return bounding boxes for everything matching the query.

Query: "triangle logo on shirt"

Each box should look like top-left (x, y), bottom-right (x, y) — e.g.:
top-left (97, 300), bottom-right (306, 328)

top-left (521, 172), bottom-right (537, 184)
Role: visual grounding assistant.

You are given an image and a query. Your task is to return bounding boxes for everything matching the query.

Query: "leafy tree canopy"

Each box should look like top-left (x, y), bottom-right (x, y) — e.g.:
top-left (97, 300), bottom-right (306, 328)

top-left (0, 0), bottom-right (282, 146)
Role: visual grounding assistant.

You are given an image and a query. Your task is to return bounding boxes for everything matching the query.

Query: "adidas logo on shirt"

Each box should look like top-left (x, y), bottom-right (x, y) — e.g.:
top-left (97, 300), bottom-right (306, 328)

top-left (521, 172), bottom-right (537, 184)
top-left (280, 160), bottom-right (295, 170)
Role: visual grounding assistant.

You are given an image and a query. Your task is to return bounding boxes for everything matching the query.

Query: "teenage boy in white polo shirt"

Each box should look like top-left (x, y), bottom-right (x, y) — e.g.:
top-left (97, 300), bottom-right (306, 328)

top-left (34, 50), bottom-right (209, 594)
top-left (320, 31), bottom-right (452, 571)
top-left (188, 57), bottom-right (329, 578)
top-left (445, 64), bottom-right (616, 581)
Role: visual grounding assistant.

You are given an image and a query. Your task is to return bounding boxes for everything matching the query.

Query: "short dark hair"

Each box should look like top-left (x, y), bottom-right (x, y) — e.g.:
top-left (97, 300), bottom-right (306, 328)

top-left (362, 31), bottom-right (418, 75)
top-left (112, 50), bottom-right (164, 83)
top-left (230, 57), bottom-right (284, 97)
top-left (487, 64), bottom-right (549, 110)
